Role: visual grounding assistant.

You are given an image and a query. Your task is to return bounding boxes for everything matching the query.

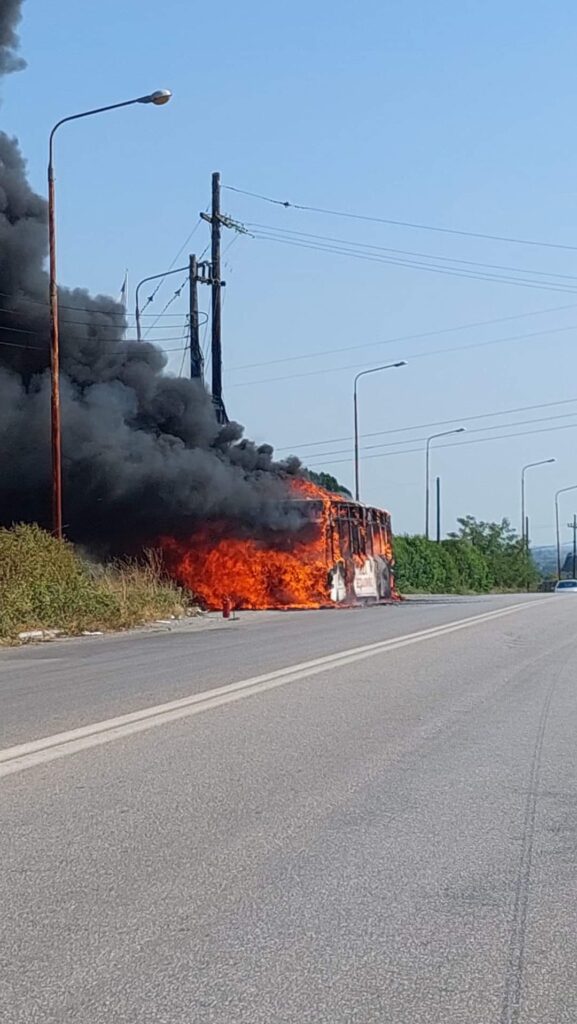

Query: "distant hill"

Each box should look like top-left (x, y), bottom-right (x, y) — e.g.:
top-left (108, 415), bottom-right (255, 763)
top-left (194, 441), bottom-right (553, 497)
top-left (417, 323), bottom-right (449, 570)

top-left (531, 544), bottom-right (571, 577)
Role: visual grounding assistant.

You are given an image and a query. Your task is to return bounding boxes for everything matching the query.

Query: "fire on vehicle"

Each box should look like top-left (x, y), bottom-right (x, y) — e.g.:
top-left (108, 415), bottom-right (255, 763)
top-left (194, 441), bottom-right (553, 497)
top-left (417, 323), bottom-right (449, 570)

top-left (161, 478), bottom-right (396, 610)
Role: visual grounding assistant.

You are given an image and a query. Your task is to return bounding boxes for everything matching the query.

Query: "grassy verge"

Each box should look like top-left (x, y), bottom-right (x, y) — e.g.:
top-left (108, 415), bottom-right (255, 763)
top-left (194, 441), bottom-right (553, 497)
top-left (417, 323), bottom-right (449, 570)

top-left (0, 524), bottom-right (192, 643)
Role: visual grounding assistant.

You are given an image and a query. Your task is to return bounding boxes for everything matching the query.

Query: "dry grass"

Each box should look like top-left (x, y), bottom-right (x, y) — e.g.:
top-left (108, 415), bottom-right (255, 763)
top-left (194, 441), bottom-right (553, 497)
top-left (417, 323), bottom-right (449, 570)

top-left (0, 524), bottom-right (190, 642)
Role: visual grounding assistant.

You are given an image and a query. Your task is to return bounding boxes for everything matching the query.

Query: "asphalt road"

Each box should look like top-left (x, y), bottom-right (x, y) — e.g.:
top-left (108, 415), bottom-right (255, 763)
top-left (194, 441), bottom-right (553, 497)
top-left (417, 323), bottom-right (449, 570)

top-left (1, 593), bottom-right (576, 1022)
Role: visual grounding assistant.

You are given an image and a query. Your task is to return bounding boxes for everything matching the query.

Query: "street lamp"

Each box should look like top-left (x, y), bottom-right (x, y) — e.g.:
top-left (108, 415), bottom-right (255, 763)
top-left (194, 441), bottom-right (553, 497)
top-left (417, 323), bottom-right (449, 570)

top-left (521, 459), bottom-right (555, 549)
top-left (425, 428), bottom-right (466, 539)
top-left (353, 362), bottom-right (407, 502)
top-left (48, 89), bottom-right (172, 538)
top-left (555, 485), bottom-right (577, 580)
top-left (135, 265), bottom-right (188, 343)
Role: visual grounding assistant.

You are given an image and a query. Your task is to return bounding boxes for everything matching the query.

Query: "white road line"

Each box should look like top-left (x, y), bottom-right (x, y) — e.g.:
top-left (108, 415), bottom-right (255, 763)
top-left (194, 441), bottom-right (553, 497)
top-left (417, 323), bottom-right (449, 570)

top-left (0, 600), bottom-right (545, 779)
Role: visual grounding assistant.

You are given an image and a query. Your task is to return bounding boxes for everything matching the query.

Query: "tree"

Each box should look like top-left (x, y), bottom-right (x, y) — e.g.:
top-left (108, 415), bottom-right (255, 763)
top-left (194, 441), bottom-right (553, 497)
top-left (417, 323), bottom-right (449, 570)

top-left (306, 471), bottom-right (352, 497)
top-left (449, 516), bottom-right (540, 590)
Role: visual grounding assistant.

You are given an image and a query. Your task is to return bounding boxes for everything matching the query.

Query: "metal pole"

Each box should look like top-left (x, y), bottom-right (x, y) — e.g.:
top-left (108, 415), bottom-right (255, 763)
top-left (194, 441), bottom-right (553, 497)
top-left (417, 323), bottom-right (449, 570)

top-left (521, 470), bottom-right (526, 547)
top-left (188, 254), bottom-right (203, 380)
top-left (211, 171), bottom-right (223, 416)
top-left (436, 476), bottom-right (441, 542)
top-left (353, 383), bottom-right (360, 501)
top-left (556, 495), bottom-right (561, 580)
top-left (48, 140), bottom-right (62, 539)
top-left (425, 438), bottom-right (431, 540)
top-left (47, 91), bottom-right (171, 535)
top-left (525, 515), bottom-right (530, 591)
top-left (424, 427), bottom-right (466, 539)
top-left (573, 513), bottom-right (576, 579)
top-left (554, 485), bottom-right (577, 580)
top-left (134, 265), bottom-right (188, 344)
top-left (351, 361), bottom-right (406, 503)
top-left (521, 459), bottom-right (555, 552)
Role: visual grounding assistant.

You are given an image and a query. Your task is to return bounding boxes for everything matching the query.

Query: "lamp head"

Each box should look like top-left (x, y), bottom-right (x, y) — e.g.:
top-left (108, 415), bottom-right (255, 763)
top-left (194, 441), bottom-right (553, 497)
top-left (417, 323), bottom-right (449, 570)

top-left (139, 89), bottom-right (172, 105)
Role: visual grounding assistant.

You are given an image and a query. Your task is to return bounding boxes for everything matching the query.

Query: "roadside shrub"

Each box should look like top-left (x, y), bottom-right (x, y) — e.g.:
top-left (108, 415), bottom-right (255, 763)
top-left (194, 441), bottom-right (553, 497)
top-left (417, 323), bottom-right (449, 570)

top-left (394, 534), bottom-right (492, 594)
top-left (0, 524), bottom-right (187, 641)
top-left (440, 538), bottom-right (492, 593)
top-left (394, 525), bottom-right (533, 595)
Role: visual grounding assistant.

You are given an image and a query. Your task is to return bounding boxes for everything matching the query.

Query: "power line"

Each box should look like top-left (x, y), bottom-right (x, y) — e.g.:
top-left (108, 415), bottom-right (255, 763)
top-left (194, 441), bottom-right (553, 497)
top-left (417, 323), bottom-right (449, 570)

top-left (276, 396), bottom-right (577, 452)
top-left (249, 223), bottom-right (577, 282)
top-left (167, 216), bottom-right (204, 270)
top-left (177, 318), bottom-right (190, 378)
top-left (222, 233), bottom-right (240, 260)
top-left (0, 324), bottom-right (192, 345)
top-left (0, 292), bottom-right (191, 318)
top-left (302, 410), bottom-right (577, 462)
top-left (0, 315), bottom-right (191, 337)
top-left (0, 336), bottom-right (194, 353)
top-left (228, 322), bottom-right (577, 389)
top-left (0, 324), bottom-right (39, 336)
top-left (224, 183), bottom-right (577, 252)
top-left (144, 276), bottom-right (189, 338)
top-left (201, 306), bottom-right (211, 364)
top-left (228, 301), bottom-right (577, 372)
top-left (0, 338), bottom-right (43, 351)
top-left (138, 212), bottom-right (206, 317)
top-left (251, 231), bottom-right (577, 295)
top-left (304, 420), bottom-right (577, 468)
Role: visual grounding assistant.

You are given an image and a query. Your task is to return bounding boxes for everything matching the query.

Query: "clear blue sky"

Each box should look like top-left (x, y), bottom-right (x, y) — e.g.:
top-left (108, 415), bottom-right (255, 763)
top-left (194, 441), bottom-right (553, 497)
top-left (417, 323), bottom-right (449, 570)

top-left (4, 0), bottom-right (577, 543)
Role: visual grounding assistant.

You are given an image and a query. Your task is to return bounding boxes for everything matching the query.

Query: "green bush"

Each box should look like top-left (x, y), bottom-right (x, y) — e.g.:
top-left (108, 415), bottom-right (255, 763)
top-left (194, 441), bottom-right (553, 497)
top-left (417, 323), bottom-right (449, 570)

top-left (0, 524), bottom-right (187, 641)
top-left (393, 517), bottom-right (538, 595)
top-left (441, 538), bottom-right (492, 593)
top-left (449, 516), bottom-right (539, 591)
top-left (394, 535), bottom-right (466, 593)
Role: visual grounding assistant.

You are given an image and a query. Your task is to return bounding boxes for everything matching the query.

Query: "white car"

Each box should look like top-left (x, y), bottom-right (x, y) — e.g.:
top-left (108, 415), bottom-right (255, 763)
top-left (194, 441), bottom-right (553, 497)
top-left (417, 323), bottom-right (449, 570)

top-left (554, 579), bottom-right (577, 593)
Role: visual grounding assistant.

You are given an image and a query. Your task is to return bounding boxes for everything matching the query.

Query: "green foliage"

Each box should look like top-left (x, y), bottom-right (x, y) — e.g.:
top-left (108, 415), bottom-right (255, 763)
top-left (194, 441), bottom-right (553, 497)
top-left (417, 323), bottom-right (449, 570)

top-left (449, 516), bottom-right (540, 591)
top-left (394, 534), bottom-right (491, 594)
top-left (394, 516), bottom-right (539, 594)
top-left (441, 537), bottom-right (492, 592)
top-left (306, 470), bottom-right (352, 497)
top-left (0, 524), bottom-right (187, 641)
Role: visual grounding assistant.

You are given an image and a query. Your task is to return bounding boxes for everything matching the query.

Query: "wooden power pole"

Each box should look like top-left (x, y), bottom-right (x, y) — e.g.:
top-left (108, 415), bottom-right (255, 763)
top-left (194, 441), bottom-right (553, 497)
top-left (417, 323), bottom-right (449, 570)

top-left (199, 171), bottom-right (249, 422)
top-left (200, 172), bottom-right (228, 422)
top-left (210, 171), bottom-right (226, 422)
top-left (188, 254), bottom-right (203, 380)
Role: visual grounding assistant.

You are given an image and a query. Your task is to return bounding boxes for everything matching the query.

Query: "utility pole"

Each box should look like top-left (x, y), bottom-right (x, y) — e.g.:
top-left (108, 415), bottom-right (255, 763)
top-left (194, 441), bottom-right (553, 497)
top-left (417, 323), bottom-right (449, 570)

top-left (188, 254), bottom-right (203, 380)
top-left (436, 476), bottom-right (441, 542)
top-left (203, 170), bottom-right (228, 423)
top-left (200, 171), bottom-right (232, 423)
top-left (211, 171), bottom-right (223, 416)
top-left (568, 514), bottom-right (577, 578)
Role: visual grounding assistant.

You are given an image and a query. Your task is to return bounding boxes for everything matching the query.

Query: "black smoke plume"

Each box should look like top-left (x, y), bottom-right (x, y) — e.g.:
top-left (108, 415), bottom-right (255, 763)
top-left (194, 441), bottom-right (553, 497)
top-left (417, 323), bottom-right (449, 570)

top-left (0, 0), bottom-right (25, 75)
top-left (0, 1), bottom-right (303, 550)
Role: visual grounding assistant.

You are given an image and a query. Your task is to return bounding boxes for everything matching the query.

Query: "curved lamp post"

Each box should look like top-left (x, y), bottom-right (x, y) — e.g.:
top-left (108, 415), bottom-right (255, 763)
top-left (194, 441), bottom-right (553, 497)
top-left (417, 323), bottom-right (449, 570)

top-left (48, 90), bottom-right (172, 537)
top-left (521, 459), bottom-right (555, 549)
top-left (353, 362), bottom-right (406, 502)
top-left (135, 265), bottom-right (188, 343)
top-left (425, 428), bottom-right (466, 539)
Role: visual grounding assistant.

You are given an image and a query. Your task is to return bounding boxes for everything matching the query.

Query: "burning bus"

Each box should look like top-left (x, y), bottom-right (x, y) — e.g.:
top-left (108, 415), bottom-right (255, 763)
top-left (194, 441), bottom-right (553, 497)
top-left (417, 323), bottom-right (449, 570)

top-left (162, 479), bottom-right (396, 610)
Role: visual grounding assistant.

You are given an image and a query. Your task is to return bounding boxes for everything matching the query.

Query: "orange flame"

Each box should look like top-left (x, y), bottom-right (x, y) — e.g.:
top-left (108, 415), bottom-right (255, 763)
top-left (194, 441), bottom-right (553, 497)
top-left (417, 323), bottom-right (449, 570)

top-left (161, 478), bottom-right (395, 610)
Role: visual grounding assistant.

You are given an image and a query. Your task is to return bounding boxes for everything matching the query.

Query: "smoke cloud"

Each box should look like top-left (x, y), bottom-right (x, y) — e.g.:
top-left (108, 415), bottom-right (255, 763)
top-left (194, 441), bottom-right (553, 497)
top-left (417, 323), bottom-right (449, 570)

top-left (0, 0), bottom-right (25, 76)
top-left (0, 2), bottom-right (304, 550)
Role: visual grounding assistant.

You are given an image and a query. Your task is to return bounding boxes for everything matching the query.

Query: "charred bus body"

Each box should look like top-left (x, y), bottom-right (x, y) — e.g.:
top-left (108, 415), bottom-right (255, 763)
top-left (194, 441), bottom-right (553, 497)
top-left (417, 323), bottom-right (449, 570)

top-left (163, 491), bottom-right (396, 610)
top-left (287, 496), bottom-right (396, 604)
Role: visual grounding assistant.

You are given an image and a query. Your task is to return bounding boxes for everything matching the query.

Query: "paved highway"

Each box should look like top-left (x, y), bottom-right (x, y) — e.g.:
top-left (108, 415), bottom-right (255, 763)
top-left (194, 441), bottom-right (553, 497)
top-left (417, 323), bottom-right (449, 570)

top-left (1, 593), bottom-right (576, 1022)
